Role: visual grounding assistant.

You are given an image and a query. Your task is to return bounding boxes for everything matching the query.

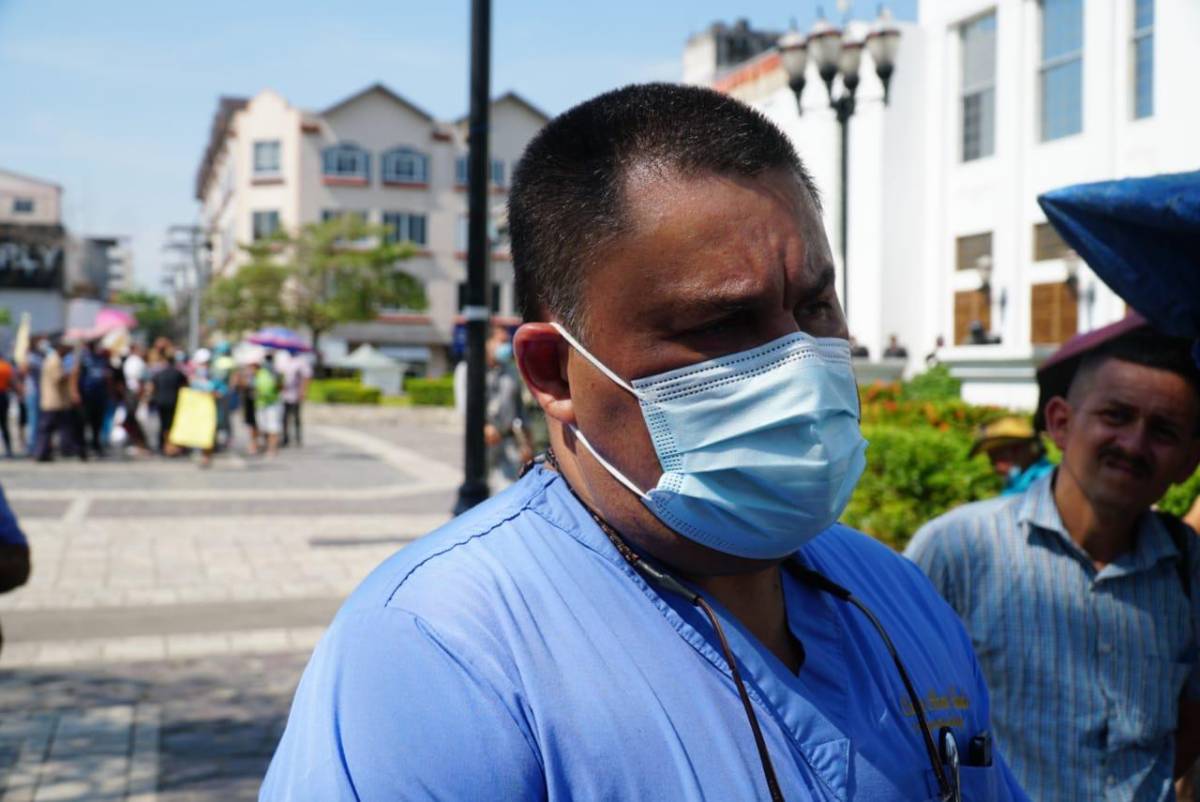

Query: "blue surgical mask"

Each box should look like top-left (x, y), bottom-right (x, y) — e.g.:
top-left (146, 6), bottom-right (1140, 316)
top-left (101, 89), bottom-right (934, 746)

top-left (495, 343), bottom-right (514, 364)
top-left (554, 324), bottom-right (868, 560)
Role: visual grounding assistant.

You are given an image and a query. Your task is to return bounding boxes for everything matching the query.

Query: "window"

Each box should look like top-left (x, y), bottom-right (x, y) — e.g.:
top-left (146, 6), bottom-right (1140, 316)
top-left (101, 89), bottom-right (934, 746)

top-left (12, 197), bottom-right (34, 214)
top-left (456, 215), bottom-right (468, 251)
top-left (457, 282), bottom-right (502, 313)
top-left (961, 14), bottom-right (997, 161)
top-left (381, 148), bottom-right (429, 184)
top-left (382, 212), bottom-right (428, 246)
top-left (1033, 222), bottom-right (1071, 261)
top-left (1040, 0), bottom-right (1084, 141)
top-left (252, 210), bottom-right (280, 241)
top-left (321, 209), bottom-right (368, 227)
top-left (1030, 282), bottom-right (1078, 344)
top-left (321, 143), bottom-right (370, 181)
top-left (954, 290), bottom-right (992, 345)
top-left (1132, 0), bottom-right (1154, 119)
top-left (455, 156), bottom-right (505, 187)
top-left (955, 232), bottom-right (993, 271)
top-left (253, 140), bottom-right (281, 175)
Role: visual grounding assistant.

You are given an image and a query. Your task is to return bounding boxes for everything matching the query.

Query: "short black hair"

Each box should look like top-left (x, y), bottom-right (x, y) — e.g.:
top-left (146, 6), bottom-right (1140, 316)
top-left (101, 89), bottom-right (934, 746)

top-left (1069, 332), bottom-right (1200, 433)
top-left (508, 82), bottom-right (819, 337)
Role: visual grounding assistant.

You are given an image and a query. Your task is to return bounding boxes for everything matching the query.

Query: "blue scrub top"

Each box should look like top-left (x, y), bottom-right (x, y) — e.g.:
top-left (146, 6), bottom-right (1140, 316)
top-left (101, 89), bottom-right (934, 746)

top-left (262, 466), bottom-right (1027, 801)
top-left (0, 485), bottom-right (26, 548)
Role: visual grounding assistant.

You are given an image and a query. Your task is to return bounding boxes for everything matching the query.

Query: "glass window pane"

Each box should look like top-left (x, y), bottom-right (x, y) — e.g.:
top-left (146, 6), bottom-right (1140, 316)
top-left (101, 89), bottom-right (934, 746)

top-left (961, 13), bottom-right (996, 92)
top-left (1135, 0), bottom-right (1154, 31)
top-left (1042, 0), bottom-right (1083, 60)
top-left (1134, 34), bottom-right (1154, 118)
top-left (1041, 58), bottom-right (1082, 140)
top-left (410, 215), bottom-right (427, 245)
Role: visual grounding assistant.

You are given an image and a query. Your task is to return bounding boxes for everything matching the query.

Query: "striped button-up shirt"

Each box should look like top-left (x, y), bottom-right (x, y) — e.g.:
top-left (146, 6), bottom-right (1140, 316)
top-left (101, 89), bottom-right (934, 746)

top-left (906, 471), bottom-right (1200, 801)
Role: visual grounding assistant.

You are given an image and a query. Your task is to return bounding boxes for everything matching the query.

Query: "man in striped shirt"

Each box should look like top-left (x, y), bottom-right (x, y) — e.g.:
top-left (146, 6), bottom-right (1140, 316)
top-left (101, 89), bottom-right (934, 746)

top-left (907, 331), bottom-right (1200, 801)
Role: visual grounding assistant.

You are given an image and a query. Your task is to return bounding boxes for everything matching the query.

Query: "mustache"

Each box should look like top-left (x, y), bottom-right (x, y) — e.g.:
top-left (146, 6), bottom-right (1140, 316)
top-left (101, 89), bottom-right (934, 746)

top-left (1097, 445), bottom-right (1152, 478)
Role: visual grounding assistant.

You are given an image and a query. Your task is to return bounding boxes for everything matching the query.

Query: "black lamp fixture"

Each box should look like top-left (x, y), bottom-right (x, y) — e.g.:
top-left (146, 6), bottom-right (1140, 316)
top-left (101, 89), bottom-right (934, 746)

top-left (777, 5), bottom-right (901, 322)
top-left (865, 8), bottom-right (901, 104)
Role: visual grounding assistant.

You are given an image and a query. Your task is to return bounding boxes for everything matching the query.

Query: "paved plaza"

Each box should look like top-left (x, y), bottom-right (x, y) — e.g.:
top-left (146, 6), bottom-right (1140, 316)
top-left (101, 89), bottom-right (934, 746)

top-left (0, 407), bottom-right (465, 801)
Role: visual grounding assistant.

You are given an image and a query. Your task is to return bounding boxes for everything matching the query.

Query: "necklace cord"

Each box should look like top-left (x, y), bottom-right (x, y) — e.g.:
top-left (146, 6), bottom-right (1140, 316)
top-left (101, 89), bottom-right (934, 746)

top-left (544, 449), bottom-right (784, 802)
top-left (541, 449), bottom-right (947, 801)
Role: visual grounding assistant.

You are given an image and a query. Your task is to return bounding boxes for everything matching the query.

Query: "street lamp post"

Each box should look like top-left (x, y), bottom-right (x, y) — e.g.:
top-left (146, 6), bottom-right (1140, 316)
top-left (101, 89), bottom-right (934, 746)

top-left (454, 0), bottom-right (493, 515)
top-left (778, 8), bottom-right (900, 326)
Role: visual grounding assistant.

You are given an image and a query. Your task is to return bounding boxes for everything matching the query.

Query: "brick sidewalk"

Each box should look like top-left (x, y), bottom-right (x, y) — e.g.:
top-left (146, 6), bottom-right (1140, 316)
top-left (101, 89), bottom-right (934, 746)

top-left (0, 415), bottom-right (466, 799)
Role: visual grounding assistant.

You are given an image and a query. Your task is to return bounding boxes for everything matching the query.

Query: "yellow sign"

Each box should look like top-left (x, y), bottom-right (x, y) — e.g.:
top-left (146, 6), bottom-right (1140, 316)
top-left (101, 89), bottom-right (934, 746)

top-left (168, 388), bottom-right (217, 450)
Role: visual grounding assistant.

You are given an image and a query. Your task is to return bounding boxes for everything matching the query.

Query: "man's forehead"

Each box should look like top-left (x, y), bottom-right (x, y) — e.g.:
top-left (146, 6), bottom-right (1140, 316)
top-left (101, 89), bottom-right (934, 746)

top-left (1084, 359), bottom-right (1198, 412)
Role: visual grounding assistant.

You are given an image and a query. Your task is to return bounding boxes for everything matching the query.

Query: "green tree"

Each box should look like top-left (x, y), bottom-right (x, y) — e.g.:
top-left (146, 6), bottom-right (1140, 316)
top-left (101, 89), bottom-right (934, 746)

top-left (208, 218), bottom-right (424, 358)
top-left (203, 253), bottom-right (289, 338)
top-left (284, 217), bottom-right (424, 356)
top-left (113, 289), bottom-right (176, 343)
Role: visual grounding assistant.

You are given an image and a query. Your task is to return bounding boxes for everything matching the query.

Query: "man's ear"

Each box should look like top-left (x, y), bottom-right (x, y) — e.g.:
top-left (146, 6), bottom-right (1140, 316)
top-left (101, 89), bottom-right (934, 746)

top-left (514, 323), bottom-right (576, 426)
top-left (1043, 396), bottom-right (1073, 453)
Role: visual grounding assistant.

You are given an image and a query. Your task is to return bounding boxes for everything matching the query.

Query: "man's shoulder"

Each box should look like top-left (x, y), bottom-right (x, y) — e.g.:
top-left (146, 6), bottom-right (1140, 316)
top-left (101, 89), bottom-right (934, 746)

top-left (801, 525), bottom-right (977, 654)
top-left (334, 468), bottom-right (570, 629)
top-left (803, 524), bottom-right (936, 600)
top-left (907, 493), bottom-right (1023, 554)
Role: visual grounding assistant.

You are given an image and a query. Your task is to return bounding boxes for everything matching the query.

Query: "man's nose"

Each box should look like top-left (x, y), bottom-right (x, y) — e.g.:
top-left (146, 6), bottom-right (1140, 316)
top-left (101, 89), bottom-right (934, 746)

top-left (1113, 419), bottom-right (1152, 455)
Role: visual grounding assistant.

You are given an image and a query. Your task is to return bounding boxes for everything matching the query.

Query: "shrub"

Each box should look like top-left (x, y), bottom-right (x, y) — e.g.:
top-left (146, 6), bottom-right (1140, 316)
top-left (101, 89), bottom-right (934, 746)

top-left (406, 376), bottom-right (455, 407)
top-left (901, 364), bottom-right (962, 402)
top-left (859, 399), bottom-right (1010, 435)
top-left (1160, 470), bottom-right (1200, 520)
top-left (307, 378), bottom-right (381, 405)
top-left (842, 424), bottom-right (1002, 551)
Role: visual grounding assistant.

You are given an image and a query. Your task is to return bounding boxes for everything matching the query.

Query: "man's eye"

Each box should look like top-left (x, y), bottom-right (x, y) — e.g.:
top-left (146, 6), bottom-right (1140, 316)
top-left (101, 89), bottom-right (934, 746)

top-left (797, 301), bottom-right (833, 320)
top-left (1100, 409), bottom-right (1130, 425)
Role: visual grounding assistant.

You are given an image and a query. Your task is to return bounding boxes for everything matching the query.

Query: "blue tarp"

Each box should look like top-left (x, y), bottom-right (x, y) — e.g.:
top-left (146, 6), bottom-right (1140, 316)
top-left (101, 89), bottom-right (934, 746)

top-left (1038, 171), bottom-right (1200, 339)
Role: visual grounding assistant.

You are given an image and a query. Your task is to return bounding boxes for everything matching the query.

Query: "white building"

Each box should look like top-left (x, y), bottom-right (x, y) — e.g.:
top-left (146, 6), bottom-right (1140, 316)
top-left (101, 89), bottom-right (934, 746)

top-left (194, 84), bottom-right (548, 375)
top-left (688, 0), bottom-right (1200, 407)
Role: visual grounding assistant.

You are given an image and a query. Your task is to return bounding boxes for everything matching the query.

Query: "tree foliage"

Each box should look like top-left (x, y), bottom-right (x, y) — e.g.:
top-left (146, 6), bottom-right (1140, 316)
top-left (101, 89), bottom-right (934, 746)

top-left (204, 260), bottom-right (288, 337)
top-left (203, 218), bottom-right (425, 349)
top-left (113, 289), bottom-right (176, 343)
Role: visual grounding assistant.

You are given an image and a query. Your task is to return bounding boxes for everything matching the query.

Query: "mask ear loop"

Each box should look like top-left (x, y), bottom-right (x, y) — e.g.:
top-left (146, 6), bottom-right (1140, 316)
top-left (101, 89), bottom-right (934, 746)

top-left (548, 322), bottom-right (653, 502)
top-left (569, 426), bottom-right (652, 502)
top-left (550, 322), bottom-right (638, 396)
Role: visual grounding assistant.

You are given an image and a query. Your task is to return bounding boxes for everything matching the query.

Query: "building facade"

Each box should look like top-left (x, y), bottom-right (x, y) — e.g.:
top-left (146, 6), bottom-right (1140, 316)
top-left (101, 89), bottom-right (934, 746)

top-left (194, 84), bottom-right (548, 375)
top-left (0, 168), bottom-right (66, 339)
top-left (690, 0), bottom-right (1199, 407)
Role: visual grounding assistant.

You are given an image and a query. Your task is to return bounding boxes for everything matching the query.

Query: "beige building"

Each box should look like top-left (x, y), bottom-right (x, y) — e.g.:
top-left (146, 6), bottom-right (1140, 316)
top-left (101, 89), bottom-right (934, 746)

top-left (0, 168), bottom-right (66, 336)
top-left (194, 83), bottom-right (548, 375)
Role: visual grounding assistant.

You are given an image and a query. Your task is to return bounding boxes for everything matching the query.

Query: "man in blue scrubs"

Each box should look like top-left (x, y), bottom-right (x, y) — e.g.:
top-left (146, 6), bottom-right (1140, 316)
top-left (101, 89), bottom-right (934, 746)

top-left (262, 84), bottom-right (1026, 801)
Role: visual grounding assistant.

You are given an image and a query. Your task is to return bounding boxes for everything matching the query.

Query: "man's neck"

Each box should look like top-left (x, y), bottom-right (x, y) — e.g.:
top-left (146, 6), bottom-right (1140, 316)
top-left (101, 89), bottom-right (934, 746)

top-left (546, 443), bottom-right (804, 673)
top-left (690, 568), bottom-right (804, 674)
top-left (1052, 468), bottom-right (1140, 567)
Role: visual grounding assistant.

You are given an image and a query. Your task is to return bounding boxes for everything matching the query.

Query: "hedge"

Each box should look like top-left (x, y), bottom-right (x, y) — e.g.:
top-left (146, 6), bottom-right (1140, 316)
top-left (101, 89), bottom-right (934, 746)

top-left (842, 423), bottom-right (1002, 551)
top-left (406, 376), bottom-right (455, 407)
top-left (1162, 471), bottom-right (1200, 519)
top-left (307, 378), bottom-right (381, 405)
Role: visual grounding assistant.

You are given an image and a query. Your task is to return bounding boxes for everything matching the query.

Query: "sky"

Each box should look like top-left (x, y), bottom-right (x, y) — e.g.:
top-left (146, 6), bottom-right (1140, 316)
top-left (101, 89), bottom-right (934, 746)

top-left (0, 0), bottom-right (916, 292)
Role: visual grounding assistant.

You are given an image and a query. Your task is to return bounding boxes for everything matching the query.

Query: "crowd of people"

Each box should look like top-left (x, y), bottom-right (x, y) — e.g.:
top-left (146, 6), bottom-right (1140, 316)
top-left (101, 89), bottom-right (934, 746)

top-left (0, 334), bottom-right (313, 466)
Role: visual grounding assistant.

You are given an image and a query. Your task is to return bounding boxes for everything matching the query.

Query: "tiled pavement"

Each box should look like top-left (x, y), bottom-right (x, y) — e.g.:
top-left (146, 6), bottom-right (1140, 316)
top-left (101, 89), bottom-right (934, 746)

top-left (0, 409), bottom-right (467, 800)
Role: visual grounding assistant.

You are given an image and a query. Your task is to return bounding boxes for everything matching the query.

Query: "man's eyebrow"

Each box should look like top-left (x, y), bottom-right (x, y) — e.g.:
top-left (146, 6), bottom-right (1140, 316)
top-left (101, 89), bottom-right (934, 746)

top-left (802, 266), bottom-right (836, 297)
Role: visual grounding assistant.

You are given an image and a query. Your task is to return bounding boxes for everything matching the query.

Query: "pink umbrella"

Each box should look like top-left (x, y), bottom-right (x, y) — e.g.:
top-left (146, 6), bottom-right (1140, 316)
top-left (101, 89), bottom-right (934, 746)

top-left (95, 307), bottom-right (137, 333)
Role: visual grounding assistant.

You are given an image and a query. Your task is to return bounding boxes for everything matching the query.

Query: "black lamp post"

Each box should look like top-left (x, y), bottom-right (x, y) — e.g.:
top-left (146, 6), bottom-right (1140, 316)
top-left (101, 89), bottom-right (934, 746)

top-left (779, 7), bottom-right (900, 325)
top-left (454, 0), bottom-right (493, 514)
